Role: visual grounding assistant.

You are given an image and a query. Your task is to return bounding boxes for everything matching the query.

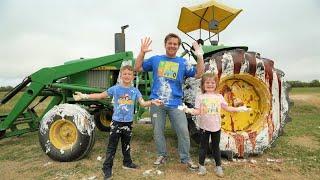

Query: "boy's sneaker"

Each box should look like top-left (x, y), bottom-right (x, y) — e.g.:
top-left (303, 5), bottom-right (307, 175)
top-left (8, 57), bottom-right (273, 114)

top-left (198, 165), bottom-right (207, 175)
top-left (182, 160), bottom-right (198, 171)
top-left (103, 168), bottom-right (112, 180)
top-left (214, 166), bottom-right (224, 177)
top-left (153, 156), bottom-right (167, 165)
top-left (122, 162), bottom-right (139, 170)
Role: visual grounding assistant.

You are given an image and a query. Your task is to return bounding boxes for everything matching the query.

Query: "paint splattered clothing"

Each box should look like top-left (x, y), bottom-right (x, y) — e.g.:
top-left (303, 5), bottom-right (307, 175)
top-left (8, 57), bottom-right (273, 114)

top-left (102, 85), bottom-right (140, 174)
top-left (102, 121), bottom-right (133, 172)
top-left (195, 93), bottom-right (228, 132)
top-left (107, 85), bottom-right (142, 122)
top-left (142, 55), bottom-right (196, 108)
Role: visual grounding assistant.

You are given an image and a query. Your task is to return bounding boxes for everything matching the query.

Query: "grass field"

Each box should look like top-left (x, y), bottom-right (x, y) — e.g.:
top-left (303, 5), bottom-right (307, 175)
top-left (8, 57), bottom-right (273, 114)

top-left (0, 88), bottom-right (319, 180)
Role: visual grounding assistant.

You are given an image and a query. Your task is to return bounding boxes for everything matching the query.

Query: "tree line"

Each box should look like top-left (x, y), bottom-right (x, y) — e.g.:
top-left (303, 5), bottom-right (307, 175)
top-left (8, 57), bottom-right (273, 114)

top-left (0, 79), bottom-right (319, 92)
top-left (287, 80), bottom-right (320, 87)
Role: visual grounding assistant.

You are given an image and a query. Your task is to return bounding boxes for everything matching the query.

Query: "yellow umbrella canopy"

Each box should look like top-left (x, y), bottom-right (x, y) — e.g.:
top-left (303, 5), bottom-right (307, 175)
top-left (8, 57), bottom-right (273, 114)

top-left (178, 0), bottom-right (242, 34)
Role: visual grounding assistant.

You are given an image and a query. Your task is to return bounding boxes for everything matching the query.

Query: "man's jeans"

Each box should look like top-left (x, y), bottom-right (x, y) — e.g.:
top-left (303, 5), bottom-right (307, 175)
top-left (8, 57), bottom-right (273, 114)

top-left (150, 105), bottom-right (191, 163)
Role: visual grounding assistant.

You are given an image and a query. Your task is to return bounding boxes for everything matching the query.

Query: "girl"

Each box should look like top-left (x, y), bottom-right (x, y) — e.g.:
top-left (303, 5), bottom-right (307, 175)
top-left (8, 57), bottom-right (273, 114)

top-left (184, 73), bottom-right (249, 177)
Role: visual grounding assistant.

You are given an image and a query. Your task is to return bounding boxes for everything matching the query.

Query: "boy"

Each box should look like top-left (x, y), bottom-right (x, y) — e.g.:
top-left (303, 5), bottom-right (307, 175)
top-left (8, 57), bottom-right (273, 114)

top-left (73, 65), bottom-right (162, 179)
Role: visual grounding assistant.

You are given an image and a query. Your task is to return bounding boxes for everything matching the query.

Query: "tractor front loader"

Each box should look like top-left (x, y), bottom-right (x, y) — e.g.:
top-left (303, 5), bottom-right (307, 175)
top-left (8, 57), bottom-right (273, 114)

top-left (0, 26), bottom-right (152, 161)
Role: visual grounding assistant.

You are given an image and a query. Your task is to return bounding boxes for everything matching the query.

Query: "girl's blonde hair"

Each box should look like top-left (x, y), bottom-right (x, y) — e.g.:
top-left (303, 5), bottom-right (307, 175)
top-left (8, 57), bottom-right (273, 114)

top-left (200, 73), bottom-right (219, 93)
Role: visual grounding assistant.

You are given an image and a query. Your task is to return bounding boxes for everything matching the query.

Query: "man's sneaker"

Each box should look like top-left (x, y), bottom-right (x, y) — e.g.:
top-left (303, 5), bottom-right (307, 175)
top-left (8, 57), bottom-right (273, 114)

top-left (153, 156), bottom-right (167, 165)
top-left (198, 165), bottom-right (207, 175)
top-left (214, 166), bottom-right (224, 177)
top-left (183, 160), bottom-right (198, 171)
top-left (122, 162), bottom-right (139, 170)
top-left (103, 168), bottom-right (112, 180)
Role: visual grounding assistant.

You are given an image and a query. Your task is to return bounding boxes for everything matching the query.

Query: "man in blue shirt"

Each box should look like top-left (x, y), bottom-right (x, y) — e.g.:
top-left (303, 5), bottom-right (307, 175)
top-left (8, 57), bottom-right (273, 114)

top-left (134, 33), bottom-right (204, 170)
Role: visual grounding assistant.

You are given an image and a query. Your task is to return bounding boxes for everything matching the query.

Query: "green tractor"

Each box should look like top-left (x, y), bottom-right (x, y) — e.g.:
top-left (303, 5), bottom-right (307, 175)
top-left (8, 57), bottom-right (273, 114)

top-left (0, 1), bottom-right (290, 161)
top-left (0, 24), bottom-right (153, 161)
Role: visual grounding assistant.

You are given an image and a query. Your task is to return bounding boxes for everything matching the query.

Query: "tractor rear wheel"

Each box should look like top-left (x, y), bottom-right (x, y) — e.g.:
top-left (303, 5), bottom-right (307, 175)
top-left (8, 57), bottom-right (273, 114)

top-left (39, 104), bottom-right (96, 162)
top-left (93, 109), bottom-right (112, 132)
top-left (184, 48), bottom-right (291, 158)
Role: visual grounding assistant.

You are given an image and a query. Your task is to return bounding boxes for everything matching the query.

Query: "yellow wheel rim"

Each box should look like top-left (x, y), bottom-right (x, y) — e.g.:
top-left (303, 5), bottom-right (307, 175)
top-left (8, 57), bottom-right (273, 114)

top-left (217, 74), bottom-right (271, 133)
top-left (100, 111), bottom-right (111, 127)
top-left (49, 119), bottom-right (78, 150)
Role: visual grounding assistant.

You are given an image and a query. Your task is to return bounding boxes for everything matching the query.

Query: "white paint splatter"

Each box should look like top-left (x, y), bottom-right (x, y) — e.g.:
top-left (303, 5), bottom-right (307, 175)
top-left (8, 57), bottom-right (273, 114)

top-left (256, 58), bottom-right (265, 82)
top-left (271, 71), bottom-right (280, 139)
top-left (97, 156), bottom-right (102, 161)
top-left (183, 77), bottom-right (201, 106)
top-left (207, 59), bottom-right (218, 75)
top-left (240, 54), bottom-right (250, 73)
top-left (40, 104), bottom-right (95, 136)
top-left (45, 140), bottom-right (51, 154)
top-left (221, 52), bottom-right (234, 78)
top-left (152, 113), bottom-right (157, 118)
top-left (119, 126), bottom-right (130, 131)
top-left (60, 149), bottom-right (65, 154)
top-left (184, 59), bottom-right (194, 71)
top-left (157, 77), bottom-right (172, 105)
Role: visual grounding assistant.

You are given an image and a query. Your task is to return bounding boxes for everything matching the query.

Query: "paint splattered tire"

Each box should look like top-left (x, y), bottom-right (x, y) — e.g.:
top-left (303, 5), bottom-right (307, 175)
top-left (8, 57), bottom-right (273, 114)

top-left (93, 109), bottom-right (112, 132)
top-left (184, 48), bottom-right (291, 158)
top-left (39, 104), bottom-right (96, 162)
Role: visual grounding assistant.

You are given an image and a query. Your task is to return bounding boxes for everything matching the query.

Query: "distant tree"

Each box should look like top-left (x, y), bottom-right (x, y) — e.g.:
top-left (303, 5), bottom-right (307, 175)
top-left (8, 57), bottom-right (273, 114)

top-left (310, 80), bottom-right (320, 87)
top-left (287, 80), bottom-right (320, 87)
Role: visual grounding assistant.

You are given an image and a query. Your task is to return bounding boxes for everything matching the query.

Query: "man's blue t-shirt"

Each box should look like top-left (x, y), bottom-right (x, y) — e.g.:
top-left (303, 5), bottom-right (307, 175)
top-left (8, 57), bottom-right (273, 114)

top-left (107, 85), bottom-right (142, 122)
top-left (142, 55), bottom-right (196, 108)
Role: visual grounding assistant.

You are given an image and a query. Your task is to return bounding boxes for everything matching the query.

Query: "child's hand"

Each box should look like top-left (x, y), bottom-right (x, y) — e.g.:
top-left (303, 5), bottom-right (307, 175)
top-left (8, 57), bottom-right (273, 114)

top-left (177, 104), bottom-right (196, 115)
top-left (73, 92), bottom-right (89, 101)
top-left (152, 99), bottom-right (163, 106)
top-left (237, 106), bottom-right (251, 112)
top-left (185, 108), bottom-right (195, 115)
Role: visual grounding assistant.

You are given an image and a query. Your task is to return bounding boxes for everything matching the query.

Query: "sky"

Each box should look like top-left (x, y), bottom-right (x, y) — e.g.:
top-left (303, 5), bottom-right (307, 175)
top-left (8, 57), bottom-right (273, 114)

top-left (0, 0), bottom-right (319, 86)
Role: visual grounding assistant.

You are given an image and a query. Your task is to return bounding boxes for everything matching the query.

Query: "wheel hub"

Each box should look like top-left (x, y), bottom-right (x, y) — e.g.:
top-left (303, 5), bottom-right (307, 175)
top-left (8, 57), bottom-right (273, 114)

top-left (218, 74), bottom-right (271, 133)
top-left (49, 119), bottom-right (78, 149)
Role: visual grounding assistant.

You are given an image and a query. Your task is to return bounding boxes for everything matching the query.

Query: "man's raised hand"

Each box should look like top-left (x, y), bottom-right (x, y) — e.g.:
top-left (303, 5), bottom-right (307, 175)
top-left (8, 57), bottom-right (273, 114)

top-left (140, 37), bottom-right (152, 54)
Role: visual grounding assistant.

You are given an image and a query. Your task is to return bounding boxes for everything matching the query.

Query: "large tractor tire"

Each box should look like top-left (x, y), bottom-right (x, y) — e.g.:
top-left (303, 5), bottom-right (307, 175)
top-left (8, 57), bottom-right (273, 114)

top-left (93, 109), bottom-right (112, 132)
top-left (39, 104), bottom-right (96, 162)
top-left (184, 48), bottom-right (291, 158)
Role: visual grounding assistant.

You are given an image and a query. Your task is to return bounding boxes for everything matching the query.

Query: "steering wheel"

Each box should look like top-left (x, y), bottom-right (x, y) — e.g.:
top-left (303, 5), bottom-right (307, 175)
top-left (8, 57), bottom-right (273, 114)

top-left (181, 42), bottom-right (195, 57)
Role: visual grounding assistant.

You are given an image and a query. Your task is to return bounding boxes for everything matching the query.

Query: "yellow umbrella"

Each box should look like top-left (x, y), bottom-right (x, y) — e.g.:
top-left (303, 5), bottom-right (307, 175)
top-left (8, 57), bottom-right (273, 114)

top-left (178, 0), bottom-right (242, 35)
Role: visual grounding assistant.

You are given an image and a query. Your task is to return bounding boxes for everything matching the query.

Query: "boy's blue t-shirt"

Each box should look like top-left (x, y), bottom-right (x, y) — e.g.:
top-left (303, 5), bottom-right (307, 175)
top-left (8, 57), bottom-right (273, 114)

top-left (142, 55), bottom-right (196, 108)
top-left (107, 85), bottom-right (142, 122)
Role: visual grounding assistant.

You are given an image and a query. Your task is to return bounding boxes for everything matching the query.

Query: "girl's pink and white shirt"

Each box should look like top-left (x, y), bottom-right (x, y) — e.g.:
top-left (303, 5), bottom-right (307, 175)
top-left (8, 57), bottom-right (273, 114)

top-left (195, 93), bottom-right (228, 132)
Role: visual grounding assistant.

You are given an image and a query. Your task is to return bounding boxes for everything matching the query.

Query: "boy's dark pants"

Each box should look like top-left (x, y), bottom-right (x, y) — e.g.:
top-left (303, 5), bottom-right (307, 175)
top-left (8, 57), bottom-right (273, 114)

top-left (199, 129), bottom-right (221, 166)
top-left (102, 121), bottom-right (133, 172)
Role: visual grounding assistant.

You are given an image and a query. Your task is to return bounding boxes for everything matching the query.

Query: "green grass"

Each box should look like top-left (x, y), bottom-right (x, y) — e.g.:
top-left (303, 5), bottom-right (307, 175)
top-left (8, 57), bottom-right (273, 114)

top-left (1, 88), bottom-right (320, 179)
top-left (290, 87), bottom-right (320, 94)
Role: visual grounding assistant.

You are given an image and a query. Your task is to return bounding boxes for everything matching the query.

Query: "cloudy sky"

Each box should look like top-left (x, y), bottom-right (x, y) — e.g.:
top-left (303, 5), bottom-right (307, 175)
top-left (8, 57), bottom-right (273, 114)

top-left (0, 0), bottom-right (319, 86)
